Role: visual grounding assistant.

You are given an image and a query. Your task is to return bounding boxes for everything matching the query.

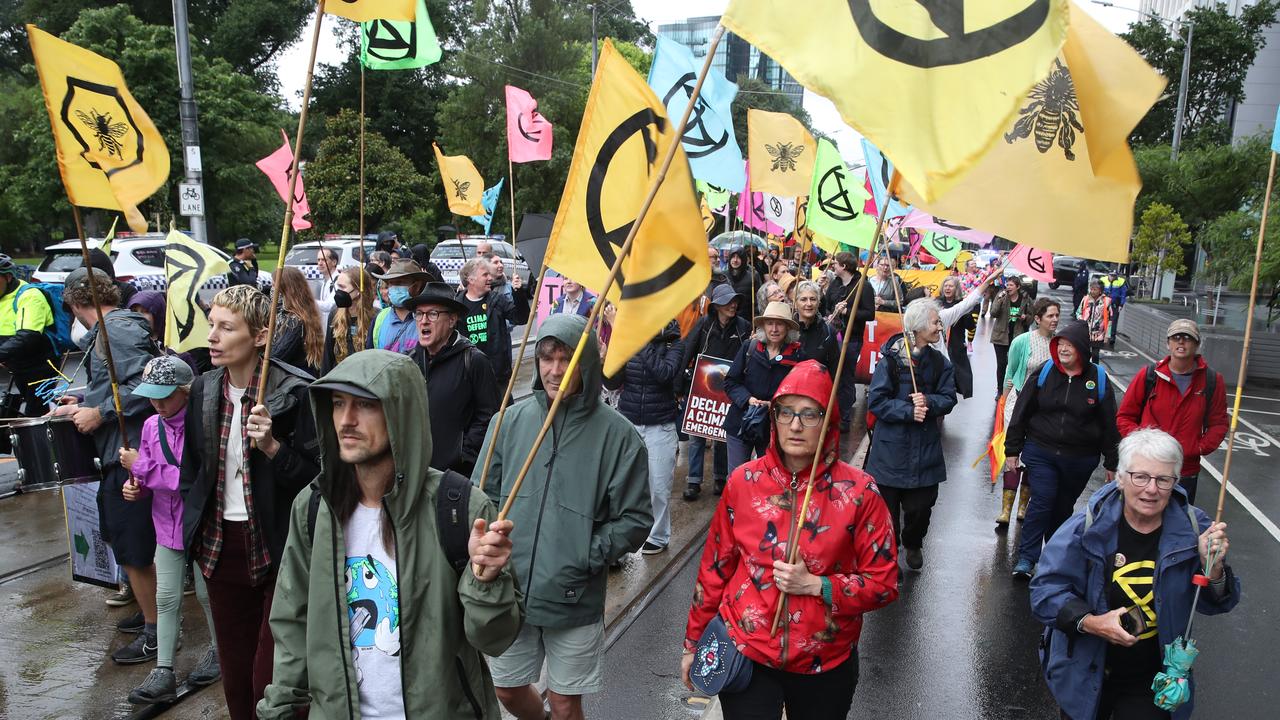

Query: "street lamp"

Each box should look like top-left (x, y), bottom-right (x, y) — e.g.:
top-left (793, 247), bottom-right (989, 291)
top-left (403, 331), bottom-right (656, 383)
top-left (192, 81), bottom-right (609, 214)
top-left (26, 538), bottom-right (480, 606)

top-left (1091, 1), bottom-right (1194, 161)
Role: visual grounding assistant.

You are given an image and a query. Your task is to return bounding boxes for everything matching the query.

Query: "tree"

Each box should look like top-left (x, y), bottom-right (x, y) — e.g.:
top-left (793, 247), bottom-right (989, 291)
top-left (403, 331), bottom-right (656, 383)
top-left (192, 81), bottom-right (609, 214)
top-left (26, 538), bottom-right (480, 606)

top-left (1122, 1), bottom-right (1280, 146)
top-left (1200, 205), bottom-right (1280, 292)
top-left (1133, 202), bottom-right (1191, 298)
top-left (730, 76), bottom-right (818, 154)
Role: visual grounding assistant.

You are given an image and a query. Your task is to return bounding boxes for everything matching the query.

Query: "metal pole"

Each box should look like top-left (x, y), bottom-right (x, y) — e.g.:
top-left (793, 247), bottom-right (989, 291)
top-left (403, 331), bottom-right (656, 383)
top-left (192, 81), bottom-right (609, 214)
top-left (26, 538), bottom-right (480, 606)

top-left (591, 4), bottom-right (598, 77)
top-left (1171, 20), bottom-right (1193, 162)
top-left (172, 0), bottom-right (207, 243)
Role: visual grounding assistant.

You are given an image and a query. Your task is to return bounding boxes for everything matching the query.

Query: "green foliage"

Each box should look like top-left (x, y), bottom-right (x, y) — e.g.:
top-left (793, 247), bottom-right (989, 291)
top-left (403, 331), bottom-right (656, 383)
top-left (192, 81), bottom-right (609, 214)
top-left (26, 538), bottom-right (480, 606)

top-left (1133, 203), bottom-right (1191, 284)
top-left (1134, 134), bottom-right (1271, 233)
top-left (1200, 206), bottom-right (1280, 290)
top-left (1122, 1), bottom-right (1280, 146)
top-left (730, 76), bottom-right (816, 153)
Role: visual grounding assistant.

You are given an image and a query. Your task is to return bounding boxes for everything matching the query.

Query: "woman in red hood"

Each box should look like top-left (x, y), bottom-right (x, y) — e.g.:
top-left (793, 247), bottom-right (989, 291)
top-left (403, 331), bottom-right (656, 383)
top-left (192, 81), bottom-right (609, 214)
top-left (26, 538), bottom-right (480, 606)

top-left (681, 360), bottom-right (899, 719)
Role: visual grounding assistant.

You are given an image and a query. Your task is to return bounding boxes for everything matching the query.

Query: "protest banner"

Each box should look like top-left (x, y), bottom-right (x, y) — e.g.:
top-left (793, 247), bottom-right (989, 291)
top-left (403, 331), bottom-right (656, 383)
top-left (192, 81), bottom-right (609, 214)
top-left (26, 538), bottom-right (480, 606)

top-left (534, 273), bottom-right (565, 328)
top-left (681, 355), bottom-right (733, 442)
top-left (63, 482), bottom-right (119, 589)
top-left (855, 311), bottom-right (904, 384)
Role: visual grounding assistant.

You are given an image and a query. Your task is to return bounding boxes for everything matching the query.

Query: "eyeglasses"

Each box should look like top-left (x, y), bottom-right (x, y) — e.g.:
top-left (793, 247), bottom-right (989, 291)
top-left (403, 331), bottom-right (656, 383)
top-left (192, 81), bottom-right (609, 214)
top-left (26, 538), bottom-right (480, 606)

top-left (773, 405), bottom-right (825, 428)
top-left (1126, 471), bottom-right (1178, 491)
top-left (413, 309), bottom-right (450, 322)
top-left (1169, 334), bottom-right (1197, 344)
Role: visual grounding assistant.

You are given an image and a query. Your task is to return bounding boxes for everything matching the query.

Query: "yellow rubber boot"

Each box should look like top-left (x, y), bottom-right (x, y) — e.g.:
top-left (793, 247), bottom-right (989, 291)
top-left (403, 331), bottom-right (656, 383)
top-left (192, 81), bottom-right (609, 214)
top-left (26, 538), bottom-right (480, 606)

top-left (1016, 485), bottom-right (1032, 521)
top-left (996, 489), bottom-right (1015, 525)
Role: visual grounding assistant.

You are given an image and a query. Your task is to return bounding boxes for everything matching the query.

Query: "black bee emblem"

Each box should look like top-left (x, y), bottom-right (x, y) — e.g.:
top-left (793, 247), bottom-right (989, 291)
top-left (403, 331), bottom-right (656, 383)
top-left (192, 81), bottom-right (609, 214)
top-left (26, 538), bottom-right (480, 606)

top-left (75, 109), bottom-right (128, 159)
top-left (1004, 58), bottom-right (1083, 161)
top-left (765, 142), bottom-right (805, 172)
top-left (452, 178), bottom-right (472, 200)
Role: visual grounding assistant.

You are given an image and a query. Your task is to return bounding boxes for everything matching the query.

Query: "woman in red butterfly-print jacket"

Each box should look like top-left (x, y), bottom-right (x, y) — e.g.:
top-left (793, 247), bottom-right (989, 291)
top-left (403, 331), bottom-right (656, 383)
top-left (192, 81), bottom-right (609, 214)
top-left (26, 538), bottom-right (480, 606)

top-left (681, 360), bottom-right (899, 719)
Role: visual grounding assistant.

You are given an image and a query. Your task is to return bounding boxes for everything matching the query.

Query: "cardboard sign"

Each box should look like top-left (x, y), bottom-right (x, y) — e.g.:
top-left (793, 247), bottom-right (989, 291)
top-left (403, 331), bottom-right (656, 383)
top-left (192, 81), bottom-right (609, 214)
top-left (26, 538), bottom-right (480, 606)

top-left (681, 354), bottom-right (733, 441)
top-left (534, 273), bottom-right (565, 329)
top-left (63, 482), bottom-right (120, 589)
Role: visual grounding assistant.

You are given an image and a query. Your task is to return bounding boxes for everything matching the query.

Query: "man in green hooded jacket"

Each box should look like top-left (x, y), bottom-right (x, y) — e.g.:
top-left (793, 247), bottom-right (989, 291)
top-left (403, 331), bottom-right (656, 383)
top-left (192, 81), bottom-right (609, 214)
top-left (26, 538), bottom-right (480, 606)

top-left (258, 350), bottom-right (523, 719)
top-left (476, 313), bottom-right (652, 720)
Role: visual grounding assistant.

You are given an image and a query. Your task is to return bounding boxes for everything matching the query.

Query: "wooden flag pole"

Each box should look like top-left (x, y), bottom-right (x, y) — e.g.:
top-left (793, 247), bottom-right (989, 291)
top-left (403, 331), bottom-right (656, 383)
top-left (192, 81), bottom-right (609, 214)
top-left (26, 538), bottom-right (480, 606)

top-left (1211, 149), bottom-right (1276, 523)
top-left (484, 25), bottom-right (728, 556)
top-left (359, 59), bottom-right (366, 295)
top-left (884, 229), bottom-right (919, 394)
top-left (770, 173), bottom-right (900, 637)
top-left (256, 0), bottom-right (326, 406)
top-left (70, 206), bottom-right (131, 451)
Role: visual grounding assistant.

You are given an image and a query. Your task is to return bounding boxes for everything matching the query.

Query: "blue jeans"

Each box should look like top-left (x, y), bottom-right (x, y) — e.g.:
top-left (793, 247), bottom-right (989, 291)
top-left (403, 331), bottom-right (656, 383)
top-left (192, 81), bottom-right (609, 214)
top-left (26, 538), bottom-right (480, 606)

top-left (638, 423), bottom-right (678, 548)
top-left (727, 434), bottom-right (769, 476)
top-left (686, 436), bottom-right (727, 485)
top-left (1017, 441), bottom-right (1100, 564)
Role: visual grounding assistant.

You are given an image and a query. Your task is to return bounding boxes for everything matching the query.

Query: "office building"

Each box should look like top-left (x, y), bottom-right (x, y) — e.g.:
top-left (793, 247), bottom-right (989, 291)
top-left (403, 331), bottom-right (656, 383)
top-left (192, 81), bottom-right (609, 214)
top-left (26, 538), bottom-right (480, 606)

top-left (656, 16), bottom-right (805, 106)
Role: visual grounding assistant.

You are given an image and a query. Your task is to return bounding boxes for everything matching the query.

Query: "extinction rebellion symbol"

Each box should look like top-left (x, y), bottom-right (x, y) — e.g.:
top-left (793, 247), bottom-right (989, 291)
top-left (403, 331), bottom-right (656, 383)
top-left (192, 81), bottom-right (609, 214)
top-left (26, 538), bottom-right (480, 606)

top-left (366, 20), bottom-right (416, 63)
top-left (817, 166), bottom-right (859, 222)
top-left (662, 72), bottom-right (728, 159)
top-left (847, 0), bottom-right (1053, 68)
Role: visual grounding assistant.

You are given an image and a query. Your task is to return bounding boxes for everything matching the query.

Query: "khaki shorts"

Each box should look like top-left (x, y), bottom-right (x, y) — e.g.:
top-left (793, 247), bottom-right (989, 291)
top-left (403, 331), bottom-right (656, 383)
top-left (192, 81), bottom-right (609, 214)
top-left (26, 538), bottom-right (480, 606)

top-left (487, 620), bottom-right (605, 696)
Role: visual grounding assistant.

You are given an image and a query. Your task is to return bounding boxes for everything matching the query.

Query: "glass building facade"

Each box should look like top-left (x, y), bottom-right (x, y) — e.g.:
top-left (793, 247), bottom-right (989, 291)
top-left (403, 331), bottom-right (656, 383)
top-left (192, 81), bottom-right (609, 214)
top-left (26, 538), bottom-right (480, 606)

top-left (655, 15), bottom-right (805, 106)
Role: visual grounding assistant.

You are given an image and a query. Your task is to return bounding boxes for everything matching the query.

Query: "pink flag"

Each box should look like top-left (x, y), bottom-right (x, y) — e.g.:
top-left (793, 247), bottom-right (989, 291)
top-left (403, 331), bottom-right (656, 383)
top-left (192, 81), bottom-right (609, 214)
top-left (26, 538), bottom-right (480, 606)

top-left (255, 130), bottom-right (311, 231)
top-left (736, 162), bottom-right (784, 235)
top-left (506, 85), bottom-right (553, 163)
top-left (898, 208), bottom-right (995, 246)
top-left (1009, 244), bottom-right (1054, 283)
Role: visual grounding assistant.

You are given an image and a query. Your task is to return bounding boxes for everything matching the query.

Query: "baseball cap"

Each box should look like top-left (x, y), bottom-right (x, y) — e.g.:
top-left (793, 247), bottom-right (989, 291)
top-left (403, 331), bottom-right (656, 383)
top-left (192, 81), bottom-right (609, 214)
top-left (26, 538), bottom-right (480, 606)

top-left (1166, 318), bottom-right (1201, 342)
top-left (133, 355), bottom-right (196, 399)
top-left (310, 378), bottom-right (378, 400)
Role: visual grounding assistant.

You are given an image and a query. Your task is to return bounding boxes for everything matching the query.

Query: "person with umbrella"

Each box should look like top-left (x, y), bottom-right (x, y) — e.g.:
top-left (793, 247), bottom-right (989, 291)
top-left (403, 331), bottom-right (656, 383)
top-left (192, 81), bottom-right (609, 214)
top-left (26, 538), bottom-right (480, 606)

top-left (1030, 428), bottom-right (1238, 720)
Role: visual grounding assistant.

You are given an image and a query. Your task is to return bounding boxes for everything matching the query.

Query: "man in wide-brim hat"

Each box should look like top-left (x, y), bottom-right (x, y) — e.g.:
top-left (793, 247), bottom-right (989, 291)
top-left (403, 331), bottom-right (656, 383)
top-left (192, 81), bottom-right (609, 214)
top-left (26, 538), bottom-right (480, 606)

top-left (369, 259), bottom-right (431, 355)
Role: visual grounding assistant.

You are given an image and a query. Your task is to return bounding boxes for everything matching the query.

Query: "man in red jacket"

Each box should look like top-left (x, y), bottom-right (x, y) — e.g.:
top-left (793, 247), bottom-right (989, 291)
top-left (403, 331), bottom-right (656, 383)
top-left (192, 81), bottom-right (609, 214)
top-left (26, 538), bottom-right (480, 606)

top-left (1116, 319), bottom-right (1228, 504)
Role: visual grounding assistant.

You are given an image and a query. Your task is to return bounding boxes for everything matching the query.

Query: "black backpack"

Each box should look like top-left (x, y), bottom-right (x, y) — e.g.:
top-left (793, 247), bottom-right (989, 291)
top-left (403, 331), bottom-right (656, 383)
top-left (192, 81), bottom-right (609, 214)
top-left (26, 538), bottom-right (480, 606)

top-left (305, 469), bottom-right (473, 574)
top-left (1140, 363), bottom-right (1219, 434)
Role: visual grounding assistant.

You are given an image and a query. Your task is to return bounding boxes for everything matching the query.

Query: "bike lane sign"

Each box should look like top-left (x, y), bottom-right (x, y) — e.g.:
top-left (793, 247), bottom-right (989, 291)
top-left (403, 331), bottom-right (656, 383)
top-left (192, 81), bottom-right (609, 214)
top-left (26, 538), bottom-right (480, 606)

top-left (178, 182), bottom-right (204, 216)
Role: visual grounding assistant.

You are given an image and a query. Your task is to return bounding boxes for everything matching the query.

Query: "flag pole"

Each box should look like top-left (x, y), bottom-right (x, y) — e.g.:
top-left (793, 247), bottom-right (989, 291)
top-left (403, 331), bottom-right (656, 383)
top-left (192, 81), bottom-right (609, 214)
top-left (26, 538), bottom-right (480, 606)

top-left (1211, 148), bottom-right (1276, 523)
top-left (359, 58), bottom-right (366, 296)
top-left (256, 0), bottom-right (326, 407)
top-left (770, 173), bottom-right (900, 637)
top-left (484, 25), bottom-right (728, 554)
top-left (70, 205), bottom-right (131, 452)
top-left (884, 227), bottom-right (919, 394)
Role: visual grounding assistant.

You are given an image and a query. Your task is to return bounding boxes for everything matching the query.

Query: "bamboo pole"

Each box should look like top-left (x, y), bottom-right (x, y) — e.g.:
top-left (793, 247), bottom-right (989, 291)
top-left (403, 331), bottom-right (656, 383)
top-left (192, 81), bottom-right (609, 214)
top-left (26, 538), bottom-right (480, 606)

top-left (770, 173), bottom-right (900, 636)
top-left (70, 206), bottom-right (131, 451)
top-left (359, 59), bottom-right (366, 296)
top-left (256, 0), bottom-right (326, 406)
top-left (883, 229), bottom-right (919, 394)
top-left (1211, 149), bottom-right (1276, 522)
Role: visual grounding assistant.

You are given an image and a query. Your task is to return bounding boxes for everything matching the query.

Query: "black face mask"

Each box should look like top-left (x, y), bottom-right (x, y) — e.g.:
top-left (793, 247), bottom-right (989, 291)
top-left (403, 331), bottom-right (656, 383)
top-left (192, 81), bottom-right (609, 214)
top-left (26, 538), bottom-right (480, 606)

top-left (333, 289), bottom-right (354, 309)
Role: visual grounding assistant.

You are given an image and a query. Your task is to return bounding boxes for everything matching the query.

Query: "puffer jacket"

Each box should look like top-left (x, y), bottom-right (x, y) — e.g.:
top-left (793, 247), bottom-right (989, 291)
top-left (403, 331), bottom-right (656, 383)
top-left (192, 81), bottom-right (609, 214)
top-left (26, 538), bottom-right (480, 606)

top-left (475, 314), bottom-right (652, 628)
top-left (864, 334), bottom-right (957, 489)
top-left (1030, 482), bottom-right (1240, 720)
top-left (684, 360), bottom-right (899, 673)
top-left (258, 351), bottom-right (523, 719)
top-left (614, 321), bottom-right (683, 426)
top-left (723, 336), bottom-right (805, 438)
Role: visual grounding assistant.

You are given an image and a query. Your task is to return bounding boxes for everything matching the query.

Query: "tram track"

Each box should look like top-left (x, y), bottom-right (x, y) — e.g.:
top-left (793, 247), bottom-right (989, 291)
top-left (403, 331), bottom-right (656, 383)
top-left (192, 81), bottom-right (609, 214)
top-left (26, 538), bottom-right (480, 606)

top-left (0, 553), bottom-right (68, 586)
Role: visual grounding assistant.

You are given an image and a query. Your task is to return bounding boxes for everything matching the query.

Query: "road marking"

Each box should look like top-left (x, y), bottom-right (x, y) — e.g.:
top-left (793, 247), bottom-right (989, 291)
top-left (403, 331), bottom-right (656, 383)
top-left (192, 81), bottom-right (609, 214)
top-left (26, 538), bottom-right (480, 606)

top-left (1236, 408), bottom-right (1280, 417)
top-left (1109, 368), bottom-right (1280, 545)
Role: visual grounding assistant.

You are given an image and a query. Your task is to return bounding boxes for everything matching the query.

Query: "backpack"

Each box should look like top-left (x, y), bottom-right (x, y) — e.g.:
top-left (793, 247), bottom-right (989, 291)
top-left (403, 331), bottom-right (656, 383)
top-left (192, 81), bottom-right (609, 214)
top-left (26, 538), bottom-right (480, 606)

top-left (1037, 360), bottom-right (1106, 400)
top-left (305, 469), bottom-right (474, 574)
top-left (1141, 363), bottom-right (1218, 434)
top-left (14, 282), bottom-right (75, 354)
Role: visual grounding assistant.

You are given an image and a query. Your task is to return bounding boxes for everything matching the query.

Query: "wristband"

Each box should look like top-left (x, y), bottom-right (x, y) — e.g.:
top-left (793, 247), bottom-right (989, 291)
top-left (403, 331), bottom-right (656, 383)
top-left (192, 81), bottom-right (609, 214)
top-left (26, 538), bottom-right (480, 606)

top-left (1075, 615), bottom-right (1088, 635)
top-left (820, 576), bottom-right (833, 606)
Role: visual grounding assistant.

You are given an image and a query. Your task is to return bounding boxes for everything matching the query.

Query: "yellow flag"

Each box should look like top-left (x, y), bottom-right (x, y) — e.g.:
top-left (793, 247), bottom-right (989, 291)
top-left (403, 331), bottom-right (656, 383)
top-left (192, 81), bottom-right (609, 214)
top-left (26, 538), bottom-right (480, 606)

top-left (544, 40), bottom-right (709, 377)
top-left (433, 144), bottom-right (486, 216)
top-left (748, 110), bottom-right (815, 197)
top-left (898, 4), bottom-right (1164, 263)
top-left (723, 1), bottom-right (1068, 202)
top-left (27, 25), bottom-right (169, 233)
top-left (325, 0), bottom-right (415, 22)
top-left (164, 228), bottom-right (229, 352)
top-left (700, 196), bottom-right (715, 235)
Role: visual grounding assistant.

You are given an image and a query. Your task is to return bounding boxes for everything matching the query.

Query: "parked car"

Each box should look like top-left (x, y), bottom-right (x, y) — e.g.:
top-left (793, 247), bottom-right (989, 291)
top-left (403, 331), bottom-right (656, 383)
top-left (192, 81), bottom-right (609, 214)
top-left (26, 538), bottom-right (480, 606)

top-left (33, 235), bottom-right (270, 302)
top-left (432, 237), bottom-right (531, 288)
top-left (282, 236), bottom-right (377, 299)
top-left (1051, 255), bottom-right (1112, 289)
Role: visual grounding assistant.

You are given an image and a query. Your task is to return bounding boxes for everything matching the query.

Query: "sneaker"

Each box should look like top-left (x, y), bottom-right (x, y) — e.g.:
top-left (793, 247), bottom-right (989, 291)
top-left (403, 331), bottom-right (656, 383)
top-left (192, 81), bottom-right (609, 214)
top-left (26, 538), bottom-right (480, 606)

top-left (1011, 558), bottom-right (1034, 581)
top-left (106, 584), bottom-right (135, 607)
top-left (112, 632), bottom-right (158, 665)
top-left (682, 483), bottom-right (701, 501)
top-left (640, 542), bottom-right (667, 555)
top-left (116, 610), bottom-right (145, 634)
top-left (905, 548), bottom-right (923, 570)
top-left (186, 646), bottom-right (220, 687)
top-left (713, 479), bottom-right (726, 496)
top-left (127, 667), bottom-right (176, 704)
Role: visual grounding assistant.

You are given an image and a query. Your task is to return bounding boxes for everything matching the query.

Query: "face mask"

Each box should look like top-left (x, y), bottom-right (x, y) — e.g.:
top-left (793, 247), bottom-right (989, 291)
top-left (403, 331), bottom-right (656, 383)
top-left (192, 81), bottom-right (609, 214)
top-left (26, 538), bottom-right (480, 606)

top-left (387, 286), bottom-right (411, 307)
top-left (333, 289), bottom-right (353, 309)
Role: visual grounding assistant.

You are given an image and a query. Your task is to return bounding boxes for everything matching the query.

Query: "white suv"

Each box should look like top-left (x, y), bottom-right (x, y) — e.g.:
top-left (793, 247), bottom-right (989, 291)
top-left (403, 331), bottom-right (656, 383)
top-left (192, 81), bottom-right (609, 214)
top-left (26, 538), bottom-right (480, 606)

top-left (433, 237), bottom-right (531, 288)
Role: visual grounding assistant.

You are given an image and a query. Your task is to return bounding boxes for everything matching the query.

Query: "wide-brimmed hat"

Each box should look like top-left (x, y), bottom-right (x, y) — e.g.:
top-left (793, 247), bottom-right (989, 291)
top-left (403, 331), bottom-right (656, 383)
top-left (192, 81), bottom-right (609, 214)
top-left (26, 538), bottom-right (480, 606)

top-left (134, 355), bottom-right (196, 399)
top-left (370, 258), bottom-right (429, 283)
top-left (708, 283), bottom-right (743, 308)
top-left (404, 282), bottom-right (467, 314)
top-left (753, 301), bottom-right (798, 331)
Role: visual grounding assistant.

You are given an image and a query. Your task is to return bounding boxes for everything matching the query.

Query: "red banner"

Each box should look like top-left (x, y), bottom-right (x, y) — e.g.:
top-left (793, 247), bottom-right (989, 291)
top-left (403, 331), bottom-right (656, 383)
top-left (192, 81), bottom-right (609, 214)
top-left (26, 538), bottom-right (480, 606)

top-left (854, 311), bottom-right (903, 384)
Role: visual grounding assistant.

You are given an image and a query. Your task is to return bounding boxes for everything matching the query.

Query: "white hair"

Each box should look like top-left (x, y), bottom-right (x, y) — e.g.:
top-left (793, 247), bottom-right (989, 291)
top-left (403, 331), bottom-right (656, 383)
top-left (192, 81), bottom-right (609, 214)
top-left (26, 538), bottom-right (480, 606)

top-left (902, 297), bottom-right (940, 334)
top-left (795, 280), bottom-right (822, 299)
top-left (1117, 428), bottom-right (1184, 477)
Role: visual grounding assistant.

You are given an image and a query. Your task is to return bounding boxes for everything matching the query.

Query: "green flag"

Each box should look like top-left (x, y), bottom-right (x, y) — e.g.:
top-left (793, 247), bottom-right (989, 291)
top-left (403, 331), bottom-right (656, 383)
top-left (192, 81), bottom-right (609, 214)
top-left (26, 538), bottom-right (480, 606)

top-left (921, 232), bottom-right (962, 269)
top-left (807, 138), bottom-right (876, 249)
top-left (360, 0), bottom-right (441, 71)
top-left (696, 180), bottom-right (731, 212)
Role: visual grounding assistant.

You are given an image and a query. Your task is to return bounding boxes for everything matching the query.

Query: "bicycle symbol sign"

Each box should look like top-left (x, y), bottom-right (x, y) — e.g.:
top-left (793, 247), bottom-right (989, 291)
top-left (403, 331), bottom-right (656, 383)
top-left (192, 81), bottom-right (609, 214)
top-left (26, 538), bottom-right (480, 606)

top-left (178, 182), bottom-right (204, 217)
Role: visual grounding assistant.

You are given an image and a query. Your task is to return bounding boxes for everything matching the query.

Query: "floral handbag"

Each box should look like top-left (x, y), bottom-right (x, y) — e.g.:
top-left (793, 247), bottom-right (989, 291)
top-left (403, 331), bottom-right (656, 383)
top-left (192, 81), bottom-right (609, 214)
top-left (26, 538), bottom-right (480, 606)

top-left (690, 614), bottom-right (754, 696)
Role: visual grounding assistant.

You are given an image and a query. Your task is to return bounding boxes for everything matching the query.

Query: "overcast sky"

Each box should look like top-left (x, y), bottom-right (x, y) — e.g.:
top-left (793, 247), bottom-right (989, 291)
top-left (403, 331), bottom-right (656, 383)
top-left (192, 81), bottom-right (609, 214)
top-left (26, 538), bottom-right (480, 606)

top-left (276, 1), bottom-right (1146, 163)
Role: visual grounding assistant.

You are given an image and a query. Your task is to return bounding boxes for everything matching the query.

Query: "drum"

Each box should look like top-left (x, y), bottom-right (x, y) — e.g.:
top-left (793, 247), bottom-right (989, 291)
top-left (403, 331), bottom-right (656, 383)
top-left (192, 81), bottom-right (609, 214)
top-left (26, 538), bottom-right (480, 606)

top-left (9, 418), bottom-right (58, 492)
top-left (48, 417), bottom-right (101, 484)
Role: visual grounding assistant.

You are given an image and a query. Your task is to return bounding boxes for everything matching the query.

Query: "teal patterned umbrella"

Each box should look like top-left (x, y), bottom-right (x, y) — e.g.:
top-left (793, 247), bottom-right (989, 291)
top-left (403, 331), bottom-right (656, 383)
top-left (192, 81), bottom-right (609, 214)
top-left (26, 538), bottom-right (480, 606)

top-left (1152, 636), bottom-right (1198, 711)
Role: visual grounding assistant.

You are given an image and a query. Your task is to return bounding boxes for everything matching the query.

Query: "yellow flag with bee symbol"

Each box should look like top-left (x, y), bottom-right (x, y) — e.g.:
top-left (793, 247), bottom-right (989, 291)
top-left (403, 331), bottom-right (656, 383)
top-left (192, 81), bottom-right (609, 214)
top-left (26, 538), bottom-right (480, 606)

top-left (28, 25), bottom-right (170, 233)
top-left (748, 109), bottom-right (815, 197)
top-left (433, 144), bottom-right (486, 216)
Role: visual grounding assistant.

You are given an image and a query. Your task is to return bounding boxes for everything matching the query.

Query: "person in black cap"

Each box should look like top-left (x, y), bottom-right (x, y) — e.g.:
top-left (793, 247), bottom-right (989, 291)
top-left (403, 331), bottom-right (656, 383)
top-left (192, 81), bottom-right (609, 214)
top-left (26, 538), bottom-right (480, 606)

top-left (406, 283), bottom-right (498, 475)
top-left (84, 248), bottom-right (138, 307)
top-left (227, 239), bottom-right (259, 288)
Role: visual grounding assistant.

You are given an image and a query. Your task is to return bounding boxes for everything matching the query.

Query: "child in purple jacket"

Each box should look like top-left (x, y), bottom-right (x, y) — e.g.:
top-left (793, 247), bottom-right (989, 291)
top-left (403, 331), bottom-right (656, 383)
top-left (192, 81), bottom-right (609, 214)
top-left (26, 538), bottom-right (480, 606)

top-left (120, 355), bottom-right (220, 704)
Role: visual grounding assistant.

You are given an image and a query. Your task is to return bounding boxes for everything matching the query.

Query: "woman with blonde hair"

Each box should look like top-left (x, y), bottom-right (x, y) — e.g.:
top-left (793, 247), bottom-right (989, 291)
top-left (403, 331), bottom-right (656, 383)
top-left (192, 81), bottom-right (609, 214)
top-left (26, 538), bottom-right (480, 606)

top-left (271, 267), bottom-right (323, 375)
top-left (321, 265), bottom-right (376, 374)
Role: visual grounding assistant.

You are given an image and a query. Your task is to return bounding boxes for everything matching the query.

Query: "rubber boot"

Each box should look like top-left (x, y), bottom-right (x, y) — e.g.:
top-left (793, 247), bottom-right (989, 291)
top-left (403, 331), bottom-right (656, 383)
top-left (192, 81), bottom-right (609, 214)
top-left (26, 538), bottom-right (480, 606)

top-left (996, 489), bottom-right (1015, 526)
top-left (1016, 483), bottom-right (1031, 521)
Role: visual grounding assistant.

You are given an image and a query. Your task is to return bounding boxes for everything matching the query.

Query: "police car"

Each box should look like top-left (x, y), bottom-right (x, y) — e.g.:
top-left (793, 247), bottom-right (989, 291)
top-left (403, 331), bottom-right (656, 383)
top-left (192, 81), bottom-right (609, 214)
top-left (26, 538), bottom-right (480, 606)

top-left (432, 237), bottom-right (531, 288)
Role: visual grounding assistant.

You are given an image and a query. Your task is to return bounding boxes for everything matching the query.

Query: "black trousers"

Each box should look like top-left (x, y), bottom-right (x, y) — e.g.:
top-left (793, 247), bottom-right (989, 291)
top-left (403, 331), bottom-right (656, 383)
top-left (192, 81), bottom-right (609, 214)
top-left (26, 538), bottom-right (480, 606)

top-left (720, 651), bottom-right (858, 720)
top-left (994, 343), bottom-right (1010, 397)
top-left (1058, 677), bottom-right (1170, 720)
top-left (1180, 472), bottom-right (1200, 506)
top-left (878, 484), bottom-right (940, 550)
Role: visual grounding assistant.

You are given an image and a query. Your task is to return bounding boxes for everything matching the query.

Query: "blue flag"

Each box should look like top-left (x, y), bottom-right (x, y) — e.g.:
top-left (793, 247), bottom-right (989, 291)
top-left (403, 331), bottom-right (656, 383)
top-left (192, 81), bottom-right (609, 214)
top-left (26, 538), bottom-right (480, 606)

top-left (860, 139), bottom-right (911, 220)
top-left (1273, 106), bottom-right (1280, 154)
top-left (470, 178), bottom-right (504, 234)
top-left (648, 35), bottom-right (745, 191)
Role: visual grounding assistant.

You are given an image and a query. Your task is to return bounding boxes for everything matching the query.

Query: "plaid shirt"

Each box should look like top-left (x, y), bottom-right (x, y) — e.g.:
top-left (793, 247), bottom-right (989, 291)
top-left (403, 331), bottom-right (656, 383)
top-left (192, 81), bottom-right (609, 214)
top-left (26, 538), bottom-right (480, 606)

top-left (196, 365), bottom-right (273, 585)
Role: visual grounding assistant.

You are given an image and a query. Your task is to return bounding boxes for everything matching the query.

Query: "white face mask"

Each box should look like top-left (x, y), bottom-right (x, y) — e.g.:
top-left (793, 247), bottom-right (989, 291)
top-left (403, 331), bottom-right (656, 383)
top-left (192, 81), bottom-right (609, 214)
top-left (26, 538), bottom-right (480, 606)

top-left (71, 318), bottom-right (89, 345)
